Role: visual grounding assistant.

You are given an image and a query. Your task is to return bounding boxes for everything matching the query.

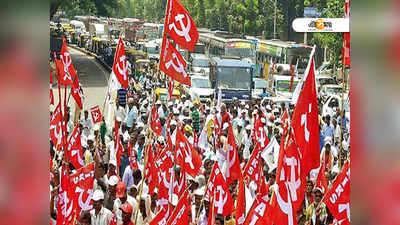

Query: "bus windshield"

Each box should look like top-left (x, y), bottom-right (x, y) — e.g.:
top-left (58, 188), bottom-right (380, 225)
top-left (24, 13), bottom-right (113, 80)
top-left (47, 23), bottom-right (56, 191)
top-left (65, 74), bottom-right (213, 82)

top-left (192, 58), bottom-right (209, 67)
top-left (276, 80), bottom-right (299, 92)
top-left (287, 48), bottom-right (312, 73)
top-left (226, 48), bottom-right (255, 59)
top-left (192, 78), bottom-right (211, 88)
top-left (217, 67), bottom-right (251, 90)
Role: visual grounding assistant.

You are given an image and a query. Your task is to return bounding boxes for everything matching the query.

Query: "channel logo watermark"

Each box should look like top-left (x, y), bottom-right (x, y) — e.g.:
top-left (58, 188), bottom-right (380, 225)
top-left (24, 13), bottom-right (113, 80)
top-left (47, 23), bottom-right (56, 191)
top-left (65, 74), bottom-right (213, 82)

top-left (292, 18), bottom-right (349, 32)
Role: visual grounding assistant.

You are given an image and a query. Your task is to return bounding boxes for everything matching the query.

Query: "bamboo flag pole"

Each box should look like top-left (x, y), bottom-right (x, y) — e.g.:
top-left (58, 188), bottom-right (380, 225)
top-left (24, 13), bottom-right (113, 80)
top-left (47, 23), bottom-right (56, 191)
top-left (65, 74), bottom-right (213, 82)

top-left (134, 93), bottom-right (155, 224)
top-left (195, 161), bottom-right (217, 224)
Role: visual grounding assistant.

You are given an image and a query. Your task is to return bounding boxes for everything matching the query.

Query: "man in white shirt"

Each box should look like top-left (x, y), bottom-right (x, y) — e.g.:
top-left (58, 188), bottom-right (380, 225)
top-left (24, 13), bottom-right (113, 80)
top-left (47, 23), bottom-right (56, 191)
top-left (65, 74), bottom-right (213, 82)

top-left (113, 181), bottom-right (137, 223)
top-left (81, 110), bottom-right (93, 138)
top-left (90, 190), bottom-right (112, 225)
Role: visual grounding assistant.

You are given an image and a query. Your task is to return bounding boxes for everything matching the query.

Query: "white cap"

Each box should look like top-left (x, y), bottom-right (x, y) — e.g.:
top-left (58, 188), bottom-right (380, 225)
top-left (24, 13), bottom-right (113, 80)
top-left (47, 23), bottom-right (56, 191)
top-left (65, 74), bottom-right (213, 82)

top-left (342, 140), bottom-right (349, 150)
top-left (108, 175), bottom-right (119, 186)
top-left (92, 189), bottom-right (104, 201)
top-left (267, 121), bottom-right (273, 127)
top-left (266, 105), bottom-right (272, 110)
top-left (222, 122), bottom-right (229, 130)
top-left (109, 159), bottom-right (117, 167)
top-left (194, 186), bottom-right (205, 196)
top-left (242, 109), bottom-right (248, 114)
top-left (245, 124), bottom-right (252, 130)
top-left (116, 116), bottom-right (122, 122)
top-left (171, 194), bottom-right (179, 206)
top-left (157, 136), bottom-right (165, 143)
top-left (123, 132), bottom-right (130, 142)
top-left (252, 110), bottom-right (258, 115)
top-left (156, 100), bottom-right (161, 105)
top-left (170, 120), bottom-right (177, 126)
top-left (240, 101), bottom-right (245, 105)
top-left (173, 108), bottom-right (179, 115)
top-left (87, 134), bottom-right (95, 141)
top-left (261, 117), bottom-right (266, 123)
top-left (181, 95), bottom-right (186, 98)
top-left (137, 122), bottom-right (145, 128)
top-left (245, 105), bottom-right (250, 109)
top-left (168, 102), bottom-right (173, 107)
top-left (128, 98), bottom-right (134, 103)
top-left (324, 136), bottom-right (332, 145)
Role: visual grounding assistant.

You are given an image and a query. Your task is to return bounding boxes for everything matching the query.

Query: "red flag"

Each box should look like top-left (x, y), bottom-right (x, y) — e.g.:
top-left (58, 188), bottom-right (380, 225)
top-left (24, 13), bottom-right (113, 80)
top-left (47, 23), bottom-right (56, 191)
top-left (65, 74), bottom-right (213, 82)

top-left (71, 74), bottom-right (84, 110)
top-left (235, 175), bottom-right (246, 225)
top-left (291, 57), bottom-right (320, 174)
top-left (69, 163), bottom-right (95, 216)
top-left (243, 143), bottom-right (263, 186)
top-left (164, 0), bottom-right (199, 51)
top-left (128, 143), bottom-right (139, 171)
top-left (90, 105), bottom-right (102, 124)
top-left (166, 189), bottom-right (190, 225)
top-left (323, 161), bottom-right (350, 225)
top-left (109, 213), bottom-right (117, 225)
top-left (159, 36), bottom-right (191, 86)
top-left (151, 104), bottom-right (162, 136)
top-left (174, 165), bottom-right (187, 197)
top-left (205, 163), bottom-right (234, 216)
top-left (50, 68), bottom-right (54, 105)
top-left (149, 205), bottom-right (172, 225)
top-left (175, 129), bottom-right (202, 177)
top-left (57, 39), bottom-right (76, 86)
top-left (315, 163), bottom-right (328, 194)
top-left (146, 145), bottom-right (160, 197)
top-left (66, 124), bottom-right (85, 170)
top-left (112, 38), bottom-right (128, 89)
top-left (115, 138), bottom-right (123, 173)
top-left (253, 117), bottom-right (270, 150)
top-left (50, 103), bottom-right (62, 146)
top-left (267, 182), bottom-right (297, 225)
top-left (243, 195), bottom-right (270, 225)
top-left (56, 165), bottom-right (76, 225)
top-left (226, 123), bottom-right (242, 185)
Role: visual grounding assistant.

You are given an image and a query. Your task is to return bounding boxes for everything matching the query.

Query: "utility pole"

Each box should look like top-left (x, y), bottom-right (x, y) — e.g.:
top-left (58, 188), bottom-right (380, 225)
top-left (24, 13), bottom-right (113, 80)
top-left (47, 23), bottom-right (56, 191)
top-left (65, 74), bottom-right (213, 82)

top-left (274, 0), bottom-right (277, 39)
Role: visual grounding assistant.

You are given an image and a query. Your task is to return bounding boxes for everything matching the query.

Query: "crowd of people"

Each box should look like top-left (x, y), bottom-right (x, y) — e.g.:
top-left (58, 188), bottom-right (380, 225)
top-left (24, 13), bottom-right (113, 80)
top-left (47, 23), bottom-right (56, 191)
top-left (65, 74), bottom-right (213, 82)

top-left (50, 65), bottom-right (350, 225)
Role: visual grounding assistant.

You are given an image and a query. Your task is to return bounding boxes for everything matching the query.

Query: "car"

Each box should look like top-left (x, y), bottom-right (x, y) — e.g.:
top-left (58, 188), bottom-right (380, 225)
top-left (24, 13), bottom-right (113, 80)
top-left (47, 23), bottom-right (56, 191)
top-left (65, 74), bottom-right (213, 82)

top-left (322, 95), bottom-right (350, 120)
top-left (189, 54), bottom-right (210, 76)
top-left (321, 84), bottom-right (343, 96)
top-left (253, 78), bottom-right (274, 99)
top-left (316, 74), bottom-right (337, 89)
top-left (186, 75), bottom-right (214, 102)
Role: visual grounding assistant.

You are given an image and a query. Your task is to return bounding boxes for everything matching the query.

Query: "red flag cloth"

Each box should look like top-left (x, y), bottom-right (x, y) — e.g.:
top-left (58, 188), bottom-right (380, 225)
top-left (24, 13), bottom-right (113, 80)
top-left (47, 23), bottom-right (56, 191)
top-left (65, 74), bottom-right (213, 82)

top-left (69, 163), bottom-right (95, 216)
top-left (50, 103), bottom-right (62, 146)
top-left (66, 124), bottom-right (85, 170)
top-left (50, 68), bottom-right (54, 105)
top-left (71, 74), bottom-right (84, 109)
top-left (243, 195), bottom-right (270, 225)
top-left (277, 129), bottom-right (306, 211)
top-left (342, 32), bottom-right (350, 67)
top-left (115, 138), bottom-right (123, 173)
top-left (109, 213), bottom-right (117, 225)
top-left (243, 143), bottom-right (263, 186)
top-left (253, 117), bottom-right (270, 150)
top-left (128, 143), bottom-right (139, 171)
top-left (175, 129), bottom-right (202, 177)
top-left (56, 165), bottom-right (76, 225)
top-left (225, 122), bottom-right (242, 185)
top-left (235, 175), bottom-right (246, 225)
top-left (146, 145), bottom-right (161, 197)
top-left (315, 162), bottom-right (328, 194)
top-left (149, 205), bottom-right (172, 225)
top-left (205, 163), bottom-right (234, 216)
top-left (159, 36), bottom-right (191, 86)
top-left (90, 105), bottom-right (102, 124)
top-left (174, 166), bottom-right (186, 197)
top-left (323, 161), bottom-right (350, 225)
top-left (151, 104), bottom-right (162, 136)
top-left (267, 182), bottom-right (297, 225)
top-left (112, 38), bottom-right (128, 89)
top-left (164, 0), bottom-right (199, 51)
top-left (291, 57), bottom-right (320, 175)
top-left (166, 189), bottom-right (190, 225)
top-left (57, 39), bottom-right (76, 86)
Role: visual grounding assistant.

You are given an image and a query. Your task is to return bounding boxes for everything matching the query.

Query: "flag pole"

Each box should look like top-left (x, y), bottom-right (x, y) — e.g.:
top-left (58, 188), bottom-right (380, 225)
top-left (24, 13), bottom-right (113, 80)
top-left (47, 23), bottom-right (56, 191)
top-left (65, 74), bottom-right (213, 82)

top-left (339, 38), bottom-right (347, 169)
top-left (134, 93), bottom-right (155, 224)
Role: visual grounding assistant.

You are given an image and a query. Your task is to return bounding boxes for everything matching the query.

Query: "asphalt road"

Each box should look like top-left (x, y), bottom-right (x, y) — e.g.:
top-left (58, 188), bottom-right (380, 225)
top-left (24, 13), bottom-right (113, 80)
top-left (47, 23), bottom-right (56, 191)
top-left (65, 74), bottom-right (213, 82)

top-left (51, 47), bottom-right (110, 118)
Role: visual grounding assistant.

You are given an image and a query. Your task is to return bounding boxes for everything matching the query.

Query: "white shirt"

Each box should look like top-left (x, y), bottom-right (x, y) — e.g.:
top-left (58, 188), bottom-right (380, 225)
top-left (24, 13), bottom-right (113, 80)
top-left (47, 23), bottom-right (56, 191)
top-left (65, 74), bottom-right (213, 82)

top-left (90, 207), bottom-right (112, 225)
top-left (81, 117), bottom-right (92, 137)
top-left (113, 195), bottom-right (137, 223)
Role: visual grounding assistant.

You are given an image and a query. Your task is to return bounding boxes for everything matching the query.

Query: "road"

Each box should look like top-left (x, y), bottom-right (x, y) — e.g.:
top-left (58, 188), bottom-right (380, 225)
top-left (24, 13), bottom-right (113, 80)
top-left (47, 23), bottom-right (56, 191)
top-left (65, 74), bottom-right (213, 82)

top-left (51, 47), bottom-right (110, 119)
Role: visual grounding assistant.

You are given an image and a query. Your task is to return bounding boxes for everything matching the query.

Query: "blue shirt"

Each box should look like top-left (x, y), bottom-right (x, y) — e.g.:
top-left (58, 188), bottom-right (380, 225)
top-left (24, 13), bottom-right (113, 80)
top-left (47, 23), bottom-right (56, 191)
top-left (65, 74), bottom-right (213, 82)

top-left (322, 124), bottom-right (334, 139)
top-left (319, 131), bottom-right (325, 151)
top-left (119, 154), bottom-right (130, 176)
top-left (125, 107), bottom-right (137, 128)
top-left (137, 146), bottom-right (143, 163)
